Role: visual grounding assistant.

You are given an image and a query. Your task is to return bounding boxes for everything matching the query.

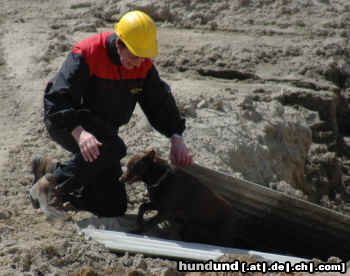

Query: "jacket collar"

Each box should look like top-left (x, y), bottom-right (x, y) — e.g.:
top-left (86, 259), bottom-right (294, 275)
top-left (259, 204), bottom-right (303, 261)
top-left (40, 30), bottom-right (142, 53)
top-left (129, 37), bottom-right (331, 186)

top-left (107, 33), bottom-right (121, 65)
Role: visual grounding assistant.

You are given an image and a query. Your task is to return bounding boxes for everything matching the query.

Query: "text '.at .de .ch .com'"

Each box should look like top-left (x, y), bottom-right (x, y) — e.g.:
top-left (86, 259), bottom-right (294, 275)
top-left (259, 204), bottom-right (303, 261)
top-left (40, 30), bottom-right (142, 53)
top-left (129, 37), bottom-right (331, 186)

top-left (177, 260), bottom-right (347, 273)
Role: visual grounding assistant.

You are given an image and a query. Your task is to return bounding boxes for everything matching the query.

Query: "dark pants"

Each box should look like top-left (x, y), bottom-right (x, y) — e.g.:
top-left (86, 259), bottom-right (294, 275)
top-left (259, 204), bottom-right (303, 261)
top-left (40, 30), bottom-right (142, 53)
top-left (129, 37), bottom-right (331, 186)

top-left (45, 120), bottom-right (128, 217)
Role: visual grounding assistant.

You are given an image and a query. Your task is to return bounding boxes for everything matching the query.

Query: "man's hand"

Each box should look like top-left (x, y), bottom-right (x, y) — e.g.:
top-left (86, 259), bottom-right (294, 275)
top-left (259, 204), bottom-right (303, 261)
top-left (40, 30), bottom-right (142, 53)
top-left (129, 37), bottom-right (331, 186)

top-left (170, 135), bottom-right (193, 167)
top-left (71, 126), bottom-right (102, 162)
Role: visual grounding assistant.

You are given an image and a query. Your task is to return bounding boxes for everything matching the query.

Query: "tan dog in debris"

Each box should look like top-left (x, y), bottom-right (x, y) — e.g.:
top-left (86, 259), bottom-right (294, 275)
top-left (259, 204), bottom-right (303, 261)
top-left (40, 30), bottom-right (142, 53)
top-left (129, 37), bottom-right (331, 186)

top-left (120, 149), bottom-right (238, 245)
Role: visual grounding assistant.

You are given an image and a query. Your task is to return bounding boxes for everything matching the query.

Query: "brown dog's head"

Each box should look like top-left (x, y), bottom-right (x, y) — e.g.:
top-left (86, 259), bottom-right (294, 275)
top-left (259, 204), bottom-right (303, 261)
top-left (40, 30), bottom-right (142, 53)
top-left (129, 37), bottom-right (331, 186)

top-left (119, 149), bottom-right (157, 184)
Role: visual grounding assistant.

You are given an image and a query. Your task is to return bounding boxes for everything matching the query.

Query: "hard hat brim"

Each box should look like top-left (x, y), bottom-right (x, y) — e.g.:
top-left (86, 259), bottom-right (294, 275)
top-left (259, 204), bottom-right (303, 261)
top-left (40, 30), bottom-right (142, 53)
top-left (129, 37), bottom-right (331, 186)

top-left (120, 36), bottom-right (158, 58)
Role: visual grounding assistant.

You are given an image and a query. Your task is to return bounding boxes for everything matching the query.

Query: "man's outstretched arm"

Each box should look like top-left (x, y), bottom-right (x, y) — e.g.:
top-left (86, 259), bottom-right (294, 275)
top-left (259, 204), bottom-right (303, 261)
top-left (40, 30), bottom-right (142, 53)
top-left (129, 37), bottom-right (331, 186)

top-left (138, 65), bottom-right (192, 166)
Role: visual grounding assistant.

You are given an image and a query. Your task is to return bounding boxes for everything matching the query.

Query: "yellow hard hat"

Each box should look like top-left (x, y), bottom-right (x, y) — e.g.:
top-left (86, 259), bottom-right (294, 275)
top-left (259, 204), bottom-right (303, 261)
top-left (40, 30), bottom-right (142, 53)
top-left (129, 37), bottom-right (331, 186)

top-left (115, 10), bottom-right (158, 58)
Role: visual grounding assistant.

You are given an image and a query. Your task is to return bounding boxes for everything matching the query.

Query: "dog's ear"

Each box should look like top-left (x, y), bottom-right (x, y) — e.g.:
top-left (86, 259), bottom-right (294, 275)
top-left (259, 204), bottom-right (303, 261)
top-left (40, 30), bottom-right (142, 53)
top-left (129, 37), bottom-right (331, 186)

top-left (146, 149), bottom-right (156, 160)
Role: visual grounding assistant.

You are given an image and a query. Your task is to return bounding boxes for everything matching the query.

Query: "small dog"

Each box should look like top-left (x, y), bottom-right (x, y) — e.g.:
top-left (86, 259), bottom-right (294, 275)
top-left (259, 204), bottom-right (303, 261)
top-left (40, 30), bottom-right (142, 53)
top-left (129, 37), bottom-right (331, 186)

top-left (120, 149), bottom-right (238, 245)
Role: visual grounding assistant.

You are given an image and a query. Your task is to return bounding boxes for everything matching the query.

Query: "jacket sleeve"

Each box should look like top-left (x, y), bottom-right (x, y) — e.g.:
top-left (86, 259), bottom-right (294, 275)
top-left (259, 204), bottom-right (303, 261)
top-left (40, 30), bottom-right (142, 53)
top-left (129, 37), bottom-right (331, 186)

top-left (138, 65), bottom-right (185, 138)
top-left (44, 52), bottom-right (90, 132)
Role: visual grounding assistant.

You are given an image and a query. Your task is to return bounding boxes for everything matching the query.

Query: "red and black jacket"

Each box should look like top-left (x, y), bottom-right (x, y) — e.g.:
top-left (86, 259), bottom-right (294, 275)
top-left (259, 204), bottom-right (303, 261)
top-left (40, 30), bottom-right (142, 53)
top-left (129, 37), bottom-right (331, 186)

top-left (44, 32), bottom-right (185, 138)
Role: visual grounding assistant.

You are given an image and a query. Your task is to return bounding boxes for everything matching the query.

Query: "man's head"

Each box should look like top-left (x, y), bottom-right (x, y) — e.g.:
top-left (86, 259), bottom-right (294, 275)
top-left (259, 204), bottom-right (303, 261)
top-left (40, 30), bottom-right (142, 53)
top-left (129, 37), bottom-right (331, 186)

top-left (115, 10), bottom-right (158, 69)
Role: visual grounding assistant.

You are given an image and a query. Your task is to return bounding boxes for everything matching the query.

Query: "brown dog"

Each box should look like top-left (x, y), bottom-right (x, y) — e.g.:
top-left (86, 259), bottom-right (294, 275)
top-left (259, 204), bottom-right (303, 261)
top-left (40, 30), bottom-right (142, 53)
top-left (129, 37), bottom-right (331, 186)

top-left (120, 150), bottom-right (239, 245)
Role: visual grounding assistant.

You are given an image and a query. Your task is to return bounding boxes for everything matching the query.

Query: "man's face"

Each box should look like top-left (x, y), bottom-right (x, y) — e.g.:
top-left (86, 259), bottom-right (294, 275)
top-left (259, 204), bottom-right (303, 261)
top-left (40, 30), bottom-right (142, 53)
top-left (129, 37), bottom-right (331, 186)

top-left (116, 39), bottom-right (145, 69)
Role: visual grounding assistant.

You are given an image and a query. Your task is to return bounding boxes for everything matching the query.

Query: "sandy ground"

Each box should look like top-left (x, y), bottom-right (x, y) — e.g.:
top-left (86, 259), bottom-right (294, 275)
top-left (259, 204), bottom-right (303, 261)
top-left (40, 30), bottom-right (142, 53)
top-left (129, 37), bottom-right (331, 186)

top-left (1, 0), bottom-right (350, 275)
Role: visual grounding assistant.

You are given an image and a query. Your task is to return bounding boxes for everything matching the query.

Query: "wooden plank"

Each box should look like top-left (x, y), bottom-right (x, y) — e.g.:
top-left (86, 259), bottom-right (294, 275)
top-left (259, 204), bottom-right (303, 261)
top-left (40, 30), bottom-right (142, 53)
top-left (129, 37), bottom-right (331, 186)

top-left (181, 163), bottom-right (350, 226)
top-left (179, 163), bottom-right (350, 260)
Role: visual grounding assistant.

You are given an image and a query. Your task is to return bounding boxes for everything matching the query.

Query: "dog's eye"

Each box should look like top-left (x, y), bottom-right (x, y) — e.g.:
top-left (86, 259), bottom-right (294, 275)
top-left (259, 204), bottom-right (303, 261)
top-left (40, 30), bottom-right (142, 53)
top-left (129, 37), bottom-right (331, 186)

top-left (132, 160), bottom-right (148, 174)
top-left (129, 163), bottom-right (137, 171)
top-left (130, 162), bottom-right (141, 172)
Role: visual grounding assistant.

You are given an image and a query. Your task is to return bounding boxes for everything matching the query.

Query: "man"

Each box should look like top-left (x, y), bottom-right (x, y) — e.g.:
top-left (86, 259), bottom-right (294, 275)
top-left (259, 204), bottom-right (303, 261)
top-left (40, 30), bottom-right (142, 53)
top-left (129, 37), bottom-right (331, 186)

top-left (31, 10), bottom-right (192, 217)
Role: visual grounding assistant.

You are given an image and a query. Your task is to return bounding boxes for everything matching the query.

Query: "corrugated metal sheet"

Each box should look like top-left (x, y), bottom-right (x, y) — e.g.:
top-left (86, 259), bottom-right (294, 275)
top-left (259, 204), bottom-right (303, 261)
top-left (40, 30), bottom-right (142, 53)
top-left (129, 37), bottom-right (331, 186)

top-left (82, 229), bottom-right (308, 263)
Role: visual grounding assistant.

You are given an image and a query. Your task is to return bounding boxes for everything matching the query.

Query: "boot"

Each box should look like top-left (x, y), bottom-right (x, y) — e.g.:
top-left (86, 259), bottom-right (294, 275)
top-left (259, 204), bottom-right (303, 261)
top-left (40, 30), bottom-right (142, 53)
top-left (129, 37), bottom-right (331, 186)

top-left (31, 156), bottom-right (57, 185)
top-left (29, 173), bottom-right (67, 220)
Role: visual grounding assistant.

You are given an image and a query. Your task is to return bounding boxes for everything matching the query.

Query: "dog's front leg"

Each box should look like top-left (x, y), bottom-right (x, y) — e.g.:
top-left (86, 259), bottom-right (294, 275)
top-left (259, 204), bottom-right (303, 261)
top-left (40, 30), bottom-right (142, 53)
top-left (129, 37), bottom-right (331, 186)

top-left (137, 202), bottom-right (156, 223)
top-left (142, 211), bottom-right (165, 230)
top-left (131, 202), bottom-right (156, 234)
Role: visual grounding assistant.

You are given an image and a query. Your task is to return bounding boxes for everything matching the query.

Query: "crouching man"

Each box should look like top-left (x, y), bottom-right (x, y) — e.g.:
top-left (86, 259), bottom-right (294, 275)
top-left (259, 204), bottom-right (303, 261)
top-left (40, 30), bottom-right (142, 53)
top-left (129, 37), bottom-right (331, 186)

top-left (30, 10), bottom-right (192, 218)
